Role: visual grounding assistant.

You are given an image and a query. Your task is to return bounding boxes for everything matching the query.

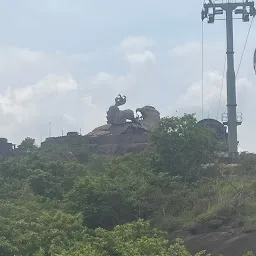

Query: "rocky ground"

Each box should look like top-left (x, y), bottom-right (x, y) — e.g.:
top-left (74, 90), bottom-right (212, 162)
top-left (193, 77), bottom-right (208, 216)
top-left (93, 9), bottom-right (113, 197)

top-left (184, 229), bottom-right (256, 255)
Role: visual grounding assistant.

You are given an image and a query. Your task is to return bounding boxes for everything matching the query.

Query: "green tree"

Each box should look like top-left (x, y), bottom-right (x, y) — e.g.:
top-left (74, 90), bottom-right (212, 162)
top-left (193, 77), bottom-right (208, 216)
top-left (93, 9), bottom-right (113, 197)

top-left (151, 114), bottom-right (219, 180)
top-left (18, 137), bottom-right (38, 153)
top-left (66, 174), bottom-right (137, 229)
top-left (56, 220), bottom-right (209, 256)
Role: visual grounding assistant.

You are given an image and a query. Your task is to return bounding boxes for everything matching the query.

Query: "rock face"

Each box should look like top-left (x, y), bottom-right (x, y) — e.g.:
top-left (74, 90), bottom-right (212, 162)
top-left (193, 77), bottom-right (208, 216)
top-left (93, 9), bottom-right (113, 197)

top-left (183, 230), bottom-right (256, 256)
top-left (42, 96), bottom-right (161, 155)
top-left (42, 132), bottom-right (151, 155)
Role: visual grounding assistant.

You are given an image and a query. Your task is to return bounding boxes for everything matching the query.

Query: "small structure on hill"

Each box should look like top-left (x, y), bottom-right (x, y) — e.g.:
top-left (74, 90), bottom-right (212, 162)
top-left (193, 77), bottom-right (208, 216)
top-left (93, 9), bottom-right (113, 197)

top-left (67, 132), bottom-right (80, 137)
top-left (0, 138), bottom-right (16, 157)
top-left (197, 118), bottom-right (228, 153)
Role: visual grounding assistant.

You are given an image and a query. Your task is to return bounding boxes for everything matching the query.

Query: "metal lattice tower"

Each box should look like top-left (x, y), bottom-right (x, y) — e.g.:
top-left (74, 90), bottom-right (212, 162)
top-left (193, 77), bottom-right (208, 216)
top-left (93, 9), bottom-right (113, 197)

top-left (201, 0), bottom-right (256, 157)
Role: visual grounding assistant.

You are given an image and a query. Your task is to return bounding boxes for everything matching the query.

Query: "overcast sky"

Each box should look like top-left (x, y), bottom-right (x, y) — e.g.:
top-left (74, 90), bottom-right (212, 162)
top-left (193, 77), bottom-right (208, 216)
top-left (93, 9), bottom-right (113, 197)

top-left (0, 0), bottom-right (256, 152)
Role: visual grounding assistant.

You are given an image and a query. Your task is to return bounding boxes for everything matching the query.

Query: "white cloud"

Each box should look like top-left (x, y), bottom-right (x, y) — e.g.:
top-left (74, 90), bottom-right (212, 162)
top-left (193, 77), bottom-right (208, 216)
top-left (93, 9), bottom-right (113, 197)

top-left (171, 70), bottom-right (252, 118)
top-left (13, 74), bottom-right (77, 102)
top-left (120, 36), bottom-right (156, 66)
top-left (120, 36), bottom-right (155, 52)
top-left (0, 72), bottom-right (100, 143)
top-left (175, 71), bottom-right (224, 110)
top-left (126, 50), bottom-right (156, 64)
top-left (89, 72), bottom-right (135, 93)
top-left (171, 42), bottom-right (202, 57)
top-left (82, 95), bottom-right (96, 108)
top-left (0, 45), bottom-right (114, 144)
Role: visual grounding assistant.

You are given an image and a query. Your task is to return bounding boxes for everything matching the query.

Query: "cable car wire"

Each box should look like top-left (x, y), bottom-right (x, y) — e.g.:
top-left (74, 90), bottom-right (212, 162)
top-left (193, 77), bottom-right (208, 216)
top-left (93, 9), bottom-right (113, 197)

top-left (216, 55), bottom-right (226, 120)
top-left (236, 16), bottom-right (254, 79)
top-left (201, 0), bottom-right (206, 120)
top-left (216, 16), bottom-right (254, 120)
top-left (201, 20), bottom-right (204, 120)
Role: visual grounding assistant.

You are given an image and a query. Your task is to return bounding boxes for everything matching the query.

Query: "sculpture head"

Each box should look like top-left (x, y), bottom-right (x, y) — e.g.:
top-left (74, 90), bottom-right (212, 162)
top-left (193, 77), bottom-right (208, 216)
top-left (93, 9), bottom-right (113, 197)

top-left (115, 94), bottom-right (126, 107)
top-left (136, 106), bottom-right (160, 131)
top-left (136, 106), bottom-right (160, 118)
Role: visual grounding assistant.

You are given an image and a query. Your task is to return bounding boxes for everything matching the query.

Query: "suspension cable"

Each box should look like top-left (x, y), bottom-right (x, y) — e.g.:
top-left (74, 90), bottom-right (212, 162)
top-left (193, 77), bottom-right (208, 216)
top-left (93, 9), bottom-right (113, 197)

top-left (236, 16), bottom-right (254, 79)
top-left (201, 17), bottom-right (204, 120)
top-left (216, 16), bottom-right (254, 120)
top-left (201, 0), bottom-right (210, 120)
top-left (216, 55), bottom-right (226, 120)
top-left (216, 32), bottom-right (227, 120)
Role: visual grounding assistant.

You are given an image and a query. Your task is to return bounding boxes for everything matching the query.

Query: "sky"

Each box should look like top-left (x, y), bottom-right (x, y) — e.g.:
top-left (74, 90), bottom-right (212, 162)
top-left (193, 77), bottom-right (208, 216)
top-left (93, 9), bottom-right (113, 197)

top-left (0, 0), bottom-right (256, 152)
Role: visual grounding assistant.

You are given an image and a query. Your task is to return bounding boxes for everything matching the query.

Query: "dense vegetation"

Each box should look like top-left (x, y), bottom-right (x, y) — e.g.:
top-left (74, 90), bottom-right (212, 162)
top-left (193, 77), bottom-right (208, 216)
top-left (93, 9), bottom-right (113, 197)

top-left (0, 114), bottom-right (256, 255)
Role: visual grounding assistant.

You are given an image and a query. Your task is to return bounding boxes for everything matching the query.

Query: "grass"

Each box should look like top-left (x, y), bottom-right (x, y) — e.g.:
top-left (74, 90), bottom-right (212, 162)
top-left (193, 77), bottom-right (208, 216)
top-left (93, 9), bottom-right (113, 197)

top-left (152, 161), bottom-right (256, 235)
top-left (186, 173), bottom-right (256, 233)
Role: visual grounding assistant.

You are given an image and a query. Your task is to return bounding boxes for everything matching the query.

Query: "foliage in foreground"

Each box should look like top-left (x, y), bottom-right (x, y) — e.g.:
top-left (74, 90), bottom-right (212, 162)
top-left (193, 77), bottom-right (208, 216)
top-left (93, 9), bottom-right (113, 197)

top-left (0, 114), bottom-right (256, 255)
top-left (34, 220), bottom-right (254, 256)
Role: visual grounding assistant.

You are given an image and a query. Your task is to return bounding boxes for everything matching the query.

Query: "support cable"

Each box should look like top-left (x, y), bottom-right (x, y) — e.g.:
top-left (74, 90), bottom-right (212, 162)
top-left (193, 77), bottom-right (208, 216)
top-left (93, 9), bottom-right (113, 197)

top-left (216, 32), bottom-right (227, 120)
top-left (236, 16), bottom-right (254, 79)
top-left (216, 55), bottom-right (226, 120)
top-left (201, 0), bottom-right (206, 120)
top-left (217, 16), bottom-right (254, 120)
top-left (201, 17), bottom-right (204, 120)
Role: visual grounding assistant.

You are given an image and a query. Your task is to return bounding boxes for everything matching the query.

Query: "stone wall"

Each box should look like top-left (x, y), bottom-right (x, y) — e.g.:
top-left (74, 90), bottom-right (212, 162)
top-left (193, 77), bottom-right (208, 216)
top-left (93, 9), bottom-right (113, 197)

top-left (41, 133), bottom-right (151, 156)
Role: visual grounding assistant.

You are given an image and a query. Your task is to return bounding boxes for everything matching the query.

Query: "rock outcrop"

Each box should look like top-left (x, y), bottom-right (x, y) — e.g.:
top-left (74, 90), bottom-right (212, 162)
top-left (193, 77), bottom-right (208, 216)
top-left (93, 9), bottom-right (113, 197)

top-left (180, 229), bottom-right (256, 256)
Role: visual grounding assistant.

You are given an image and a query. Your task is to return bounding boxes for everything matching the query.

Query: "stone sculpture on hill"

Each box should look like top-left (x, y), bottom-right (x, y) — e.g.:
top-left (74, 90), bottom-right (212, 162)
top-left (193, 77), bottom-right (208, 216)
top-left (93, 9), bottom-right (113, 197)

top-left (87, 94), bottom-right (160, 137)
top-left (106, 94), bottom-right (137, 124)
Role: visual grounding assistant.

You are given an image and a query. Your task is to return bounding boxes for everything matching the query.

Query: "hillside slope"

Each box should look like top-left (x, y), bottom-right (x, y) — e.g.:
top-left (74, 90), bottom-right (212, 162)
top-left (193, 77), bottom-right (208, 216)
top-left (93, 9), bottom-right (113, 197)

top-left (3, 115), bottom-right (256, 255)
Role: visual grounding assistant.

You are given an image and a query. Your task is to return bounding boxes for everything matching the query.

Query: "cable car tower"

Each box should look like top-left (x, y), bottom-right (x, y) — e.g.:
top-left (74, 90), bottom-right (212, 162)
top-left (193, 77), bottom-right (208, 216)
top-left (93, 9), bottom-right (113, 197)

top-left (201, 0), bottom-right (256, 157)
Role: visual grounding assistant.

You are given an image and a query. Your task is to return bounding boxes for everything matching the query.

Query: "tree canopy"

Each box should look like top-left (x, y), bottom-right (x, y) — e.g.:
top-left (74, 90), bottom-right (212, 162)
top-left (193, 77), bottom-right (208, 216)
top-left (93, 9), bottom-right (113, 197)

top-left (151, 114), bottom-right (219, 179)
top-left (0, 114), bottom-right (255, 255)
top-left (18, 137), bottom-right (38, 153)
